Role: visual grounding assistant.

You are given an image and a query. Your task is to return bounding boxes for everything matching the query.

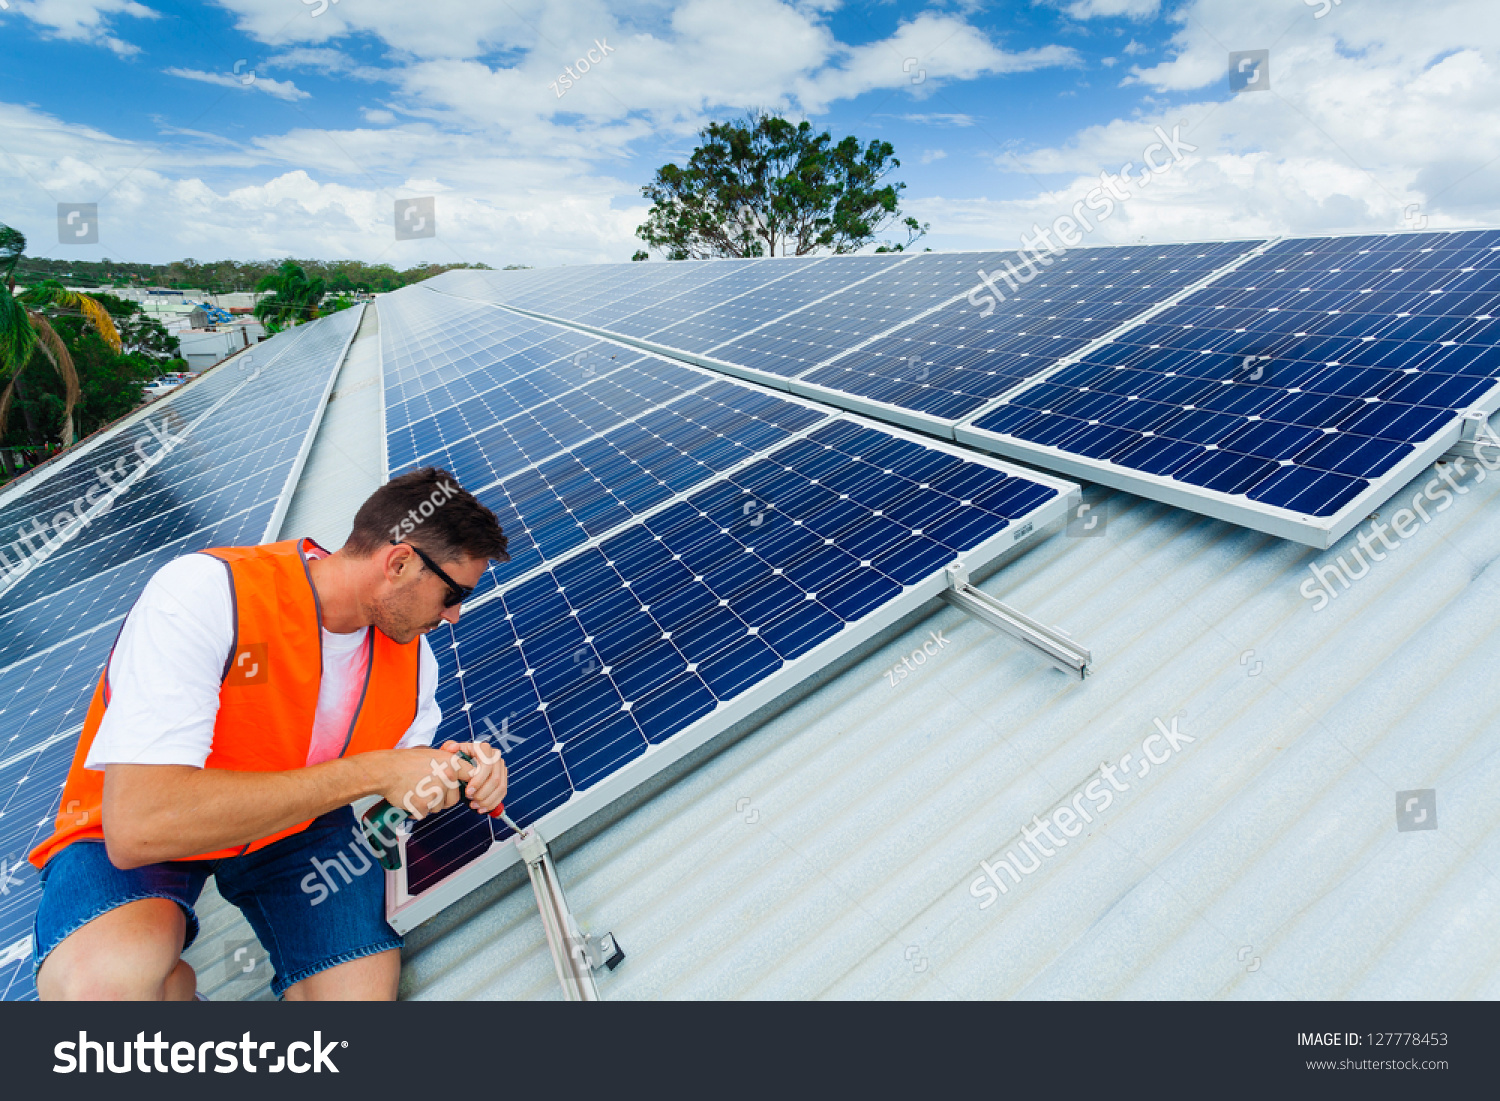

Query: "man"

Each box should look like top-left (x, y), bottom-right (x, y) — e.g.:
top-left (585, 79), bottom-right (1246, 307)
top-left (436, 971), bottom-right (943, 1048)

top-left (28, 467), bottom-right (510, 1000)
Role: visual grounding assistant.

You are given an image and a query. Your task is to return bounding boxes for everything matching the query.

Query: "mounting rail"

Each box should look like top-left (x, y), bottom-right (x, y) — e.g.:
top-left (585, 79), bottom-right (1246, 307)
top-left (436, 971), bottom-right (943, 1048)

top-left (941, 561), bottom-right (1093, 680)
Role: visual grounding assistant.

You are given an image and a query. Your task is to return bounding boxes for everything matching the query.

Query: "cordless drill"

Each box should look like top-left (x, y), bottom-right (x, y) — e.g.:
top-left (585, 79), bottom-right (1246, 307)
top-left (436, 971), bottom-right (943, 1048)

top-left (361, 748), bottom-right (523, 871)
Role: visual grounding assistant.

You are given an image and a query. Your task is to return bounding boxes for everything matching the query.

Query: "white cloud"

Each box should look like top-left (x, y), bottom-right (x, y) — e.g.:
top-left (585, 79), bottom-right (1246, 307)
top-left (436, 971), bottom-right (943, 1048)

top-left (164, 67), bottom-right (311, 102)
top-left (1049, 0), bottom-right (1161, 19)
top-left (264, 46), bottom-right (391, 83)
top-left (12, 0), bottom-right (1486, 272)
top-left (0, 102), bottom-right (649, 266)
top-left (210, 0), bottom-right (1077, 136)
top-left (897, 112), bottom-right (979, 127)
top-left (5, 0), bottom-right (158, 56)
top-left (993, 0), bottom-right (1500, 243)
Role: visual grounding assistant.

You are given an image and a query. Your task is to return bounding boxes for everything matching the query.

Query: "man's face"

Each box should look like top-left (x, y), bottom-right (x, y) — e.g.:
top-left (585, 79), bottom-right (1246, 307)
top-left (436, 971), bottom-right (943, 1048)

top-left (373, 546), bottom-right (488, 644)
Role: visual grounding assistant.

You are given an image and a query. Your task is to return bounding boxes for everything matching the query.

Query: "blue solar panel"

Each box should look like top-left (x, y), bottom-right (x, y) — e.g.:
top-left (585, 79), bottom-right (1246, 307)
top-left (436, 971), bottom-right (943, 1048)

top-left (628, 255), bottom-right (904, 355)
top-left (793, 241), bottom-right (1259, 420)
top-left (0, 307), bottom-right (363, 1000)
top-left (960, 229), bottom-right (1500, 541)
top-left (375, 289), bottom-right (1072, 903)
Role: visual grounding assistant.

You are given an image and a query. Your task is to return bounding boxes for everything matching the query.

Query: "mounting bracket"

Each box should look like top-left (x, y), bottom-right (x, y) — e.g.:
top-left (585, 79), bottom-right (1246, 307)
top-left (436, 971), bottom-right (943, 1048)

top-left (1443, 409), bottom-right (1500, 463)
top-left (513, 825), bottom-right (624, 1001)
top-left (940, 561), bottom-right (1093, 680)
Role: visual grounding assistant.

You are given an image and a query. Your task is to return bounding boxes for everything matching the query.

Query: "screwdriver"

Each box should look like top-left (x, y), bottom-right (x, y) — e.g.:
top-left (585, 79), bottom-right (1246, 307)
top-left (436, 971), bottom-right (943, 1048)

top-left (361, 749), bottom-right (523, 871)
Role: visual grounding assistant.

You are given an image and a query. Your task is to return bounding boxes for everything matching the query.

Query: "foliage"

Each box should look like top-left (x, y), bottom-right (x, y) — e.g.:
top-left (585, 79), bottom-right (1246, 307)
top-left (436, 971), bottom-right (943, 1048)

top-left (91, 292), bottom-right (181, 361)
top-left (253, 260), bottom-right (325, 333)
top-left (635, 111), bottom-right (928, 260)
top-left (0, 238), bottom-right (169, 451)
top-left (1, 243), bottom-right (124, 445)
top-left (11, 255), bottom-right (494, 294)
top-left (3, 314), bottom-right (159, 448)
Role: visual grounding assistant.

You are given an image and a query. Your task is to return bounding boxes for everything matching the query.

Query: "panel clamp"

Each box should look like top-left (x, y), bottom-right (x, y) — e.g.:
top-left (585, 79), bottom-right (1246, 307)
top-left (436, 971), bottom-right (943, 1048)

top-left (939, 561), bottom-right (1093, 680)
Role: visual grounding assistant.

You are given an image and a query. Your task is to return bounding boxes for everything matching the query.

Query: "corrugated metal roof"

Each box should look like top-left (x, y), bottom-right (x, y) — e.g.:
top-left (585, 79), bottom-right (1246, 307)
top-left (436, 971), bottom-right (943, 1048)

top-left (184, 296), bottom-right (1500, 1000)
top-left (398, 453), bottom-right (1500, 1000)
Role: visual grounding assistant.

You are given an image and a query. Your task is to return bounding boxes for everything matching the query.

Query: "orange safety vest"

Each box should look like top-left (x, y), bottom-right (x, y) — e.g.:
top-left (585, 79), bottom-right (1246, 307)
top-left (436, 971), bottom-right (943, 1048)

top-left (29, 537), bottom-right (421, 869)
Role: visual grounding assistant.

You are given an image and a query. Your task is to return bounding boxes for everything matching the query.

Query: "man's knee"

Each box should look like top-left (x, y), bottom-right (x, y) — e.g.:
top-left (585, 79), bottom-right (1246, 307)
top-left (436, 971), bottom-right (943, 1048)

top-left (282, 948), bottom-right (400, 1001)
top-left (38, 897), bottom-right (188, 1000)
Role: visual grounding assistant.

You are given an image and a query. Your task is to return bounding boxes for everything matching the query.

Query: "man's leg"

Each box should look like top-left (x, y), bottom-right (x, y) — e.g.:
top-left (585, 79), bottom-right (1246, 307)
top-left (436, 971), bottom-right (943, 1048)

top-left (216, 807), bottom-right (404, 1001)
top-left (38, 898), bottom-right (196, 1001)
top-left (282, 947), bottom-right (399, 1001)
top-left (32, 841), bottom-right (208, 1001)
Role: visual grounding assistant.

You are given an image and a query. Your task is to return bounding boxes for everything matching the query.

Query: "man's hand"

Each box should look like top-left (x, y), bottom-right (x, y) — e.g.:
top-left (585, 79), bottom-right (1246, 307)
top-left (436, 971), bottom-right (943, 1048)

top-left (381, 744), bottom-right (472, 820)
top-left (446, 740), bottom-right (509, 815)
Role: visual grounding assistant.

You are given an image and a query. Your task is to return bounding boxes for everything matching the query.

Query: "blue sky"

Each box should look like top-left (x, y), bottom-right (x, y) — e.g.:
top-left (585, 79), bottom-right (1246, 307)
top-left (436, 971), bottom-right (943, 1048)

top-left (1, 0), bottom-right (1495, 269)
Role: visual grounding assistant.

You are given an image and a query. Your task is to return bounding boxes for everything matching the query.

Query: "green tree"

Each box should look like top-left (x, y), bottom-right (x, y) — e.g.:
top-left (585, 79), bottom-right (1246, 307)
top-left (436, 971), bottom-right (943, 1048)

top-left (9, 315), bottom-right (159, 447)
top-left (253, 260), bottom-right (326, 333)
top-left (0, 227), bottom-right (122, 447)
top-left (92, 292), bottom-right (182, 362)
top-left (635, 111), bottom-right (928, 260)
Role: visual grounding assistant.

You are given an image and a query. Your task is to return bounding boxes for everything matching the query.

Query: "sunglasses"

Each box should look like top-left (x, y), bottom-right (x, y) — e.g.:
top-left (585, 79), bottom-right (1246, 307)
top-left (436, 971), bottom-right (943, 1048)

top-left (390, 539), bottom-right (474, 607)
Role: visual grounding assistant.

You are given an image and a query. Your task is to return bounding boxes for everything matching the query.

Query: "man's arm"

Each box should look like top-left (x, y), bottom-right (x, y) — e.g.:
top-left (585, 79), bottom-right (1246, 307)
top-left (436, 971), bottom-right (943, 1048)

top-left (102, 742), bottom-right (479, 869)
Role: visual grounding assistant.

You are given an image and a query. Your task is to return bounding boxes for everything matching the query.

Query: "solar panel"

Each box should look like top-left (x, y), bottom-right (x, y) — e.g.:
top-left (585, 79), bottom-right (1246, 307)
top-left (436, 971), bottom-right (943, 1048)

top-left (788, 241), bottom-right (1260, 428)
top-left (373, 286), bottom-right (1078, 927)
top-left (956, 229), bottom-right (1500, 546)
top-left (437, 244), bottom-right (1270, 438)
top-left (429, 228), bottom-right (1500, 547)
top-left (0, 306), bottom-right (364, 1000)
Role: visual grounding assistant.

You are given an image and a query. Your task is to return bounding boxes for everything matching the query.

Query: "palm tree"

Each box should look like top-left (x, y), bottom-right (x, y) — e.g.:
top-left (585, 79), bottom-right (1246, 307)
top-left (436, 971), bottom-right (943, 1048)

top-left (253, 260), bottom-right (325, 333)
top-left (0, 225), bottom-right (121, 448)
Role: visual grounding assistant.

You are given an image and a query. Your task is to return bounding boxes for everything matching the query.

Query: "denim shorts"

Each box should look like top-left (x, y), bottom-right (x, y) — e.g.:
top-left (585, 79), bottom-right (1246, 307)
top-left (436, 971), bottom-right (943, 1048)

top-left (33, 806), bottom-right (402, 998)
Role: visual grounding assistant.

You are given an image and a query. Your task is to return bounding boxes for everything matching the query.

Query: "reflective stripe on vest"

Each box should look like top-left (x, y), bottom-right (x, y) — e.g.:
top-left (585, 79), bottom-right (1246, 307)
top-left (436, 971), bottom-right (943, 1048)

top-left (29, 537), bottom-right (421, 869)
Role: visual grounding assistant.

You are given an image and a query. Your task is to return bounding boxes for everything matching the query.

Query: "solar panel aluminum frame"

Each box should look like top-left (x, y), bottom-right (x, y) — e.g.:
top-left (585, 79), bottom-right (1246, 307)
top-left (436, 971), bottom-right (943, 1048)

top-left (382, 427), bottom-right (1080, 933)
top-left (955, 381), bottom-right (1500, 549)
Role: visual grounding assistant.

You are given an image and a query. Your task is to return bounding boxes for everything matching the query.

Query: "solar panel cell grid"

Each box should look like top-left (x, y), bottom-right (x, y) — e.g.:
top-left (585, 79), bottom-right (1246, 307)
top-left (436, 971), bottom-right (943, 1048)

top-left (966, 230), bottom-right (1500, 526)
top-left (793, 241), bottom-right (1259, 421)
top-left (413, 416), bottom-right (1059, 875)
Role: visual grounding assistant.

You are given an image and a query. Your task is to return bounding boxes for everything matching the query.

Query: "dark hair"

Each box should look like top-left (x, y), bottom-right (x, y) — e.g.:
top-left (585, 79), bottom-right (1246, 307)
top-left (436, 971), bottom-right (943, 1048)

top-left (345, 467), bottom-right (509, 564)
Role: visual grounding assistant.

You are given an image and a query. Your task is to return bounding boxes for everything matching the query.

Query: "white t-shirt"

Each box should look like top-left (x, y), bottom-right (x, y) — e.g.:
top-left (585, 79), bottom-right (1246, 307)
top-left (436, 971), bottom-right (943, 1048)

top-left (84, 550), bottom-right (442, 771)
